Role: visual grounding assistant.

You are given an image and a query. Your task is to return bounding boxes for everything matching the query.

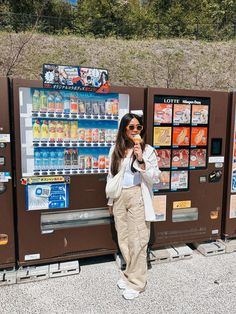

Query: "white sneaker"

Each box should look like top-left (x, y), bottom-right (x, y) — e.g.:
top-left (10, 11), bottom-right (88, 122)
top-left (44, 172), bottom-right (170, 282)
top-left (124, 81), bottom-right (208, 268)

top-left (122, 288), bottom-right (140, 300)
top-left (117, 278), bottom-right (128, 290)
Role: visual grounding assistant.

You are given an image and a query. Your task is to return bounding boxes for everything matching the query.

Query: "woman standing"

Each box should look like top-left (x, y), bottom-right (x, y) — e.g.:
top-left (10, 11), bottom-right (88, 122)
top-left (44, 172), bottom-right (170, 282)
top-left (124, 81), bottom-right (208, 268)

top-left (106, 113), bottom-right (161, 300)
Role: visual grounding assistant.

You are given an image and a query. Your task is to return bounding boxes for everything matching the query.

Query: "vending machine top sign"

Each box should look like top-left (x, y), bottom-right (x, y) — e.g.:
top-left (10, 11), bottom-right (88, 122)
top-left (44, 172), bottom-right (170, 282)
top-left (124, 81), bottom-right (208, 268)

top-left (43, 64), bottom-right (109, 94)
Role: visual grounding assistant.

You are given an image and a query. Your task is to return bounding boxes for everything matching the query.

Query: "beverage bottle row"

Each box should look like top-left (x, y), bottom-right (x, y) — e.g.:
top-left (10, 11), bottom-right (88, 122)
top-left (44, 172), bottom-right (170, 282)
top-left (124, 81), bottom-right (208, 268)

top-left (33, 119), bottom-right (117, 142)
top-left (32, 90), bottom-right (119, 115)
top-left (34, 149), bottom-right (109, 171)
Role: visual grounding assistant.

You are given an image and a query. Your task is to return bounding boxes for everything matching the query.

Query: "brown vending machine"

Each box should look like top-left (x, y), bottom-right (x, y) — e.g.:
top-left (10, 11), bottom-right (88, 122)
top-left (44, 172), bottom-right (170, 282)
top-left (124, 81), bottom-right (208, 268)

top-left (0, 77), bottom-right (16, 269)
top-left (223, 91), bottom-right (236, 239)
top-left (145, 87), bottom-right (230, 247)
top-left (11, 77), bottom-right (145, 266)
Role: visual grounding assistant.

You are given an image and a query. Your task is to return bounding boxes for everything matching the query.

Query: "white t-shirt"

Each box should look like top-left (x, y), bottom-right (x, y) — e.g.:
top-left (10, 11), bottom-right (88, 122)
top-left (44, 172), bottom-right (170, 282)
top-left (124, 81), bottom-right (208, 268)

top-left (122, 157), bottom-right (141, 188)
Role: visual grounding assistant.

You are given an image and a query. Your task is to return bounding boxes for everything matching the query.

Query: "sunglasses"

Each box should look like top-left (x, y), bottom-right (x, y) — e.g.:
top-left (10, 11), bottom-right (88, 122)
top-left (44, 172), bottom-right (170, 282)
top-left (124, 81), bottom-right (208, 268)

top-left (127, 124), bottom-right (143, 131)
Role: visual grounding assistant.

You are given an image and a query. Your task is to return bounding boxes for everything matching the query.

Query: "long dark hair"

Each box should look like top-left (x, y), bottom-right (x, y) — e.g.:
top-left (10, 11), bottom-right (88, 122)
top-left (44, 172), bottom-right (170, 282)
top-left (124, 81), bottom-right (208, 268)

top-left (111, 113), bottom-right (145, 176)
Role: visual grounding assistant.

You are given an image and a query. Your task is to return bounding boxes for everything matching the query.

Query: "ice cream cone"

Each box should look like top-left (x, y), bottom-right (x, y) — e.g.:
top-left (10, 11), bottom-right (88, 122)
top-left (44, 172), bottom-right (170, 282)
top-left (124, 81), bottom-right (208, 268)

top-left (133, 134), bottom-right (142, 144)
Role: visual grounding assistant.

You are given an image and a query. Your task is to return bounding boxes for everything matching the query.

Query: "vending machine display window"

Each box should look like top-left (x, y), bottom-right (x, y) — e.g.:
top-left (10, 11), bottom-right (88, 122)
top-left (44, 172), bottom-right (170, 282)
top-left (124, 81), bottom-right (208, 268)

top-left (19, 87), bottom-right (129, 177)
top-left (153, 95), bottom-right (210, 192)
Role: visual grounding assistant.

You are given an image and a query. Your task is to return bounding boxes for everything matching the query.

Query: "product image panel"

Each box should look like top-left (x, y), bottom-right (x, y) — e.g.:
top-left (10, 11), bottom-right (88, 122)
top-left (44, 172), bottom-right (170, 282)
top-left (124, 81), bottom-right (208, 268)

top-left (189, 148), bottom-right (207, 168)
top-left (171, 149), bottom-right (189, 168)
top-left (172, 127), bottom-right (190, 146)
top-left (155, 149), bottom-right (171, 168)
top-left (171, 170), bottom-right (188, 191)
top-left (191, 105), bottom-right (209, 124)
top-left (153, 171), bottom-right (170, 192)
top-left (191, 127), bottom-right (208, 146)
top-left (154, 103), bottom-right (172, 124)
top-left (153, 127), bottom-right (172, 147)
top-left (173, 104), bottom-right (191, 124)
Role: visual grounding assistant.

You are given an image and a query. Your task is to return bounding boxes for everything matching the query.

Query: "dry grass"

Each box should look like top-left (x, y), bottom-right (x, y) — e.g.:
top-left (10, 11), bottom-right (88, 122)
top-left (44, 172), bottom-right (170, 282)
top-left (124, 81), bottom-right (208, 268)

top-left (0, 31), bottom-right (235, 91)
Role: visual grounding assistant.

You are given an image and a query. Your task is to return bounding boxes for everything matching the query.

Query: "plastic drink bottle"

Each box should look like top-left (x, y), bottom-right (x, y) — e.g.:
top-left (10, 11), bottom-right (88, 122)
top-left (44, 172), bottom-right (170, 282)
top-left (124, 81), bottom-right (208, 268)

top-left (39, 91), bottom-right (48, 113)
top-left (55, 93), bottom-right (63, 113)
top-left (64, 95), bottom-right (70, 114)
top-left (32, 90), bottom-right (40, 112)
top-left (34, 149), bottom-right (41, 170)
top-left (47, 93), bottom-right (55, 113)
top-left (41, 120), bottom-right (49, 141)
top-left (33, 119), bottom-right (41, 141)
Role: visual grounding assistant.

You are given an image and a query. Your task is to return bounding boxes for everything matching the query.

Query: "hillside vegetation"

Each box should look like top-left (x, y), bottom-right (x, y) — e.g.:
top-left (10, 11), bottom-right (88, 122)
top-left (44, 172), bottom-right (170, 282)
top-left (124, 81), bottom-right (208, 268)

top-left (0, 32), bottom-right (235, 91)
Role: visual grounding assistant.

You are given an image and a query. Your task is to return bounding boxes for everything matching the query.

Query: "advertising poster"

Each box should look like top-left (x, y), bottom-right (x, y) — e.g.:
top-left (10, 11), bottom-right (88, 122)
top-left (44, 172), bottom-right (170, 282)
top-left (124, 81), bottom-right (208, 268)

top-left (26, 183), bottom-right (69, 210)
top-left (231, 168), bottom-right (236, 192)
top-left (153, 171), bottom-right (170, 191)
top-left (171, 171), bottom-right (188, 190)
top-left (192, 105), bottom-right (209, 124)
top-left (153, 195), bottom-right (167, 221)
top-left (173, 104), bottom-right (191, 124)
top-left (190, 148), bottom-right (207, 168)
top-left (155, 149), bottom-right (171, 168)
top-left (153, 127), bottom-right (172, 147)
top-left (172, 127), bottom-right (190, 146)
top-left (154, 103), bottom-right (172, 124)
top-left (229, 195), bottom-right (236, 218)
top-left (191, 127), bottom-right (208, 146)
top-left (43, 64), bottom-right (109, 93)
top-left (172, 149), bottom-right (189, 168)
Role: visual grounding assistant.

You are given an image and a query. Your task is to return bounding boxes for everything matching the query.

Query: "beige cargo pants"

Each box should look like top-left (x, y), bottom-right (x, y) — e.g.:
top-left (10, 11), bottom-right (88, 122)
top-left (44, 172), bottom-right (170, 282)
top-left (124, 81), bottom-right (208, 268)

top-left (113, 185), bottom-right (150, 292)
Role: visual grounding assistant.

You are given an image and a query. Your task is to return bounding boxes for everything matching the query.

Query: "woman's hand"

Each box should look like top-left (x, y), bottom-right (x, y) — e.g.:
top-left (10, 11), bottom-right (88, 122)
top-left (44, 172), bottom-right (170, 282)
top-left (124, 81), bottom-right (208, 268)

top-left (133, 143), bottom-right (143, 162)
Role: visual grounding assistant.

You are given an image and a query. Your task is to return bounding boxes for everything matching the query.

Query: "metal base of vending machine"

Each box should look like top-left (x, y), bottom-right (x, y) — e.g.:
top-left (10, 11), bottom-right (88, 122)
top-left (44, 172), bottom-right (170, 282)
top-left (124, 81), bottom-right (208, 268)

top-left (149, 244), bottom-right (193, 264)
top-left (217, 238), bottom-right (236, 253)
top-left (193, 241), bottom-right (225, 256)
top-left (16, 260), bottom-right (80, 283)
top-left (0, 268), bottom-right (17, 286)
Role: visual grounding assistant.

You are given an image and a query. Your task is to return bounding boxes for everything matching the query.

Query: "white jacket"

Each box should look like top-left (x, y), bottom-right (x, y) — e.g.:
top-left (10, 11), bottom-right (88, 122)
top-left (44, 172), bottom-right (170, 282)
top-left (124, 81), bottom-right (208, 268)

top-left (107, 144), bottom-right (161, 221)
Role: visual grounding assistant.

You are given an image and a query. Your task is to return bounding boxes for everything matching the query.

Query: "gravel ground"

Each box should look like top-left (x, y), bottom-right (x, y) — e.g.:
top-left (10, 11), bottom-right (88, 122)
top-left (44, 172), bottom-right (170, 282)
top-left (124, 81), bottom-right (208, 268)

top-left (0, 249), bottom-right (236, 314)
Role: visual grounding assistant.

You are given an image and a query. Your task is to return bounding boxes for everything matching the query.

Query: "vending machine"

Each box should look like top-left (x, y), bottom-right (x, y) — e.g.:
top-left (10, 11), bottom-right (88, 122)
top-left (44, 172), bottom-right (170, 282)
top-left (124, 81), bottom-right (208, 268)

top-left (11, 78), bottom-right (145, 266)
top-left (145, 87), bottom-right (230, 247)
top-left (222, 91), bottom-right (236, 238)
top-left (0, 77), bottom-right (16, 269)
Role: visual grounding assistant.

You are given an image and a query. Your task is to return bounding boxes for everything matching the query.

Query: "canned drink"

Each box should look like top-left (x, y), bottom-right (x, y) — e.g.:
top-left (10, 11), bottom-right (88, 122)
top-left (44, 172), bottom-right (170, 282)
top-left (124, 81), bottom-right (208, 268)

top-left (79, 155), bottom-right (86, 169)
top-left (64, 149), bottom-right (72, 168)
top-left (99, 101), bottom-right (105, 115)
top-left (92, 101), bottom-right (100, 115)
top-left (70, 121), bottom-right (78, 140)
top-left (112, 129), bottom-right (117, 142)
top-left (92, 128), bottom-right (99, 142)
top-left (105, 100), bottom-right (112, 115)
top-left (63, 121), bottom-right (71, 141)
top-left (70, 95), bottom-right (78, 113)
top-left (112, 99), bottom-right (119, 115)
top-left (99, 129), bottom-right (106, 142)
top-left (56, 120), bottom-right (64, 142)
top-left (105, 156), bottom-right (109, 169)
top-left (49, 120), bottom-right (57, 142)
top-left (71, 149), bottom-right (78, 168)
top-left (85, 101), bottom-right (93, 115)
top-left (85, 155), bottom-right (92, 169)
top-left (98, 155), bottom-right (105, 169)
top-left (79, 100), bottom-right (86, 114)
top-left (85, 129), bottom-right (92, 142)
top-left (92, 156), bottom-right (98, 169)
top-left (105, 129), bottom-right (112, 142)
top-left (78, 128), bottom-right (85, 142)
